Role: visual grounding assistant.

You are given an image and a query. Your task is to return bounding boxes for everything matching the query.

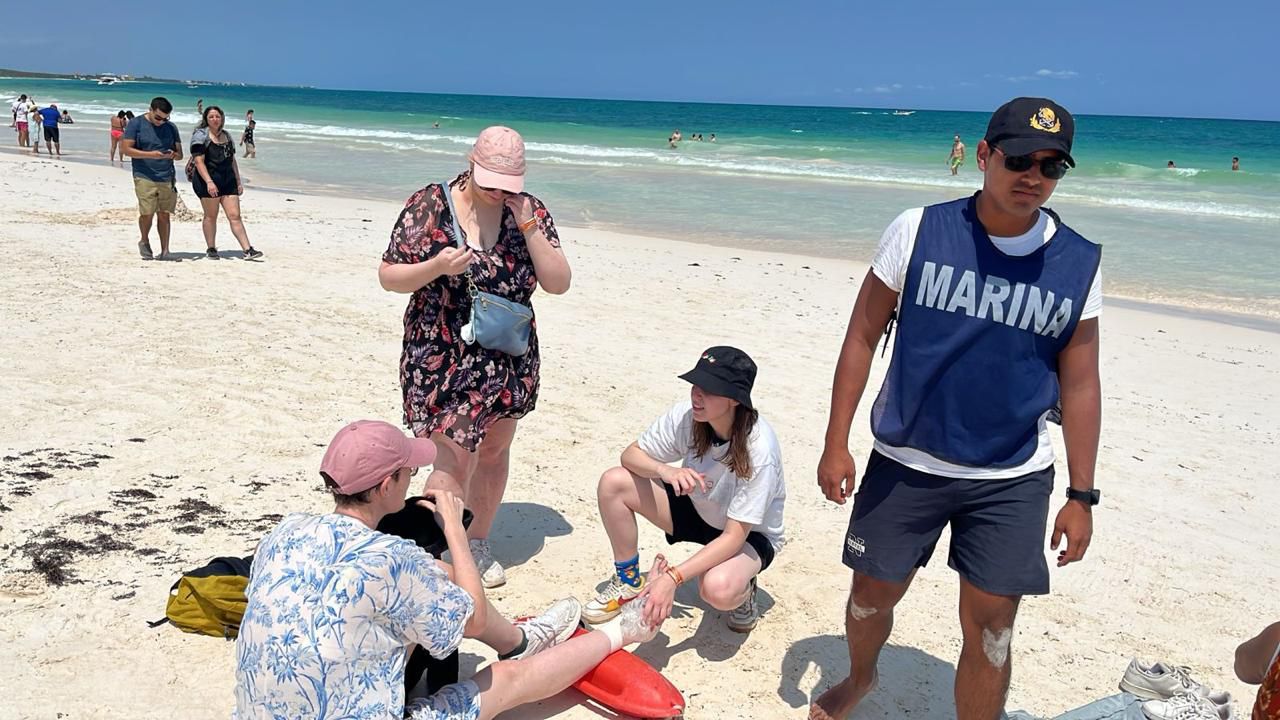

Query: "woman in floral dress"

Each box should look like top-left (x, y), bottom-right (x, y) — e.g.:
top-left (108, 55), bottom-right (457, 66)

top-left (379, 126), bottom-right (571, 588)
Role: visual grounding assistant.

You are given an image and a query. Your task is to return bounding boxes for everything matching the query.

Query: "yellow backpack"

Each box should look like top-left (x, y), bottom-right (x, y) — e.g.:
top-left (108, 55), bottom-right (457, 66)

top-left (150, 556), bottom-right (252, 639)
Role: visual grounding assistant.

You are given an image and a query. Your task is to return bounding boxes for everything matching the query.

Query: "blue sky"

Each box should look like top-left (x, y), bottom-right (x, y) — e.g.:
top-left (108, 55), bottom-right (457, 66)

top-left (2, 0), bottom-right (1277, 120)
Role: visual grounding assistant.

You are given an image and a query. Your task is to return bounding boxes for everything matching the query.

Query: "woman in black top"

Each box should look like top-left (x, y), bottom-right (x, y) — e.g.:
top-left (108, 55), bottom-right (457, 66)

top-left (191, 106), bottom-right (262, 260)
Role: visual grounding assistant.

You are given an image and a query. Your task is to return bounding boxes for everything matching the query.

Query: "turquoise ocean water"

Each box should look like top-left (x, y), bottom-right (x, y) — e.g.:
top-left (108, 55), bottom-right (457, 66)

top-left (6, 78), bottom-right (1279, 317)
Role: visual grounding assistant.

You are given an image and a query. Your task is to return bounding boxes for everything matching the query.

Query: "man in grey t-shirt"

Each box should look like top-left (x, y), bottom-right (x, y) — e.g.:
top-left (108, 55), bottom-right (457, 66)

top-left (121, 97), bottom-right (183, 260)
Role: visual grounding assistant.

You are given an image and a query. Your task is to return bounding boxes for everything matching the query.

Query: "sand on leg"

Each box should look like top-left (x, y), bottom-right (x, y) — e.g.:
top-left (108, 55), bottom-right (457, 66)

top-left (955, 578), bottom-right (1020, 720)
top-left (809, 571), bottom-right (914, 720)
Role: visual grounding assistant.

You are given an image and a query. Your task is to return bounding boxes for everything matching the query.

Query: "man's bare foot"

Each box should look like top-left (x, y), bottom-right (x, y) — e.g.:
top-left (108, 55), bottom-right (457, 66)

top-left (809, 670), bottom-right (878, 720)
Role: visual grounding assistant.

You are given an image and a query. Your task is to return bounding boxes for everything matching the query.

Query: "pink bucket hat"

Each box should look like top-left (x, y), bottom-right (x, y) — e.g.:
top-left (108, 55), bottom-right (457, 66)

top-left (469, 126), bottom-right (526, 194)
top-left (319, 420), bottom-right (437, 494)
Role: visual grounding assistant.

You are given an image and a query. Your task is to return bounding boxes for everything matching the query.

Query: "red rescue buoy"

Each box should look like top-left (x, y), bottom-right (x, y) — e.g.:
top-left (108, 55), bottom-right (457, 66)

top-left (568, 625), bottom-right (685, 719)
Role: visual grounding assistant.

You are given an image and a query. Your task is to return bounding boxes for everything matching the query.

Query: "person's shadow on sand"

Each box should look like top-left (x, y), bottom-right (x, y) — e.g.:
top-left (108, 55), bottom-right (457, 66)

top-left (780, 635), bottom-right (957, 718)
top-left (632, 580), bottom-right (777, 670)
top-left (489, 502), bottom-right (573, 569)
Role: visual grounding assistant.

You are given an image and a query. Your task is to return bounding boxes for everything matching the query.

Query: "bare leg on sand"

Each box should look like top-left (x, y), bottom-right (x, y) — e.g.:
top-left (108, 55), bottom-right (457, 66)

top-left (809, 572), bottom-right (913, 719)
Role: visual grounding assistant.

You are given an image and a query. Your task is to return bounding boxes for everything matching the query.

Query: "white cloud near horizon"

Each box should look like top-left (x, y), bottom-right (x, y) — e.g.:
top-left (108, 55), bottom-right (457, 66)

top-left (855, 83), bottom-right (906, 94)
top-left (1035, 68), bottom-right (1079, 79)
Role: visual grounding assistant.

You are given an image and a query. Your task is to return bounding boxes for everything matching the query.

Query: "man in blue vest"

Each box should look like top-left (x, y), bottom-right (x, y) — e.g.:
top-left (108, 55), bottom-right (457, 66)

top-left (811, 97), bottom-right (1102, 720)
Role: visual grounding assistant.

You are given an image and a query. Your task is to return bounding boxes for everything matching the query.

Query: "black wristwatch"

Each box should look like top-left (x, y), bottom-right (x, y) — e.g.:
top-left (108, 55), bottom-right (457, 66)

top-left (1065, 487), bottom-right (1101, 506)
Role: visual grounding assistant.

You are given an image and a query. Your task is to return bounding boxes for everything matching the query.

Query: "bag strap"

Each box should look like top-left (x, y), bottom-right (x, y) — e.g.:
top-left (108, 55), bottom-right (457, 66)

top-left (440, 182), bottom-right (479, 296)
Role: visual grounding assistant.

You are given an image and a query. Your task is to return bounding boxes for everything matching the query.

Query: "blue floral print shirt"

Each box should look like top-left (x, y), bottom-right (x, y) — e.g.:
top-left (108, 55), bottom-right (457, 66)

top-left (233, 513), bottom-right (474, 719)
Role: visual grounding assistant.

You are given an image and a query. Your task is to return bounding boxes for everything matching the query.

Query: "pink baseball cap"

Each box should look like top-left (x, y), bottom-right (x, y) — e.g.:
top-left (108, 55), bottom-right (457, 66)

top-left (319, 420), bottom-right (437, 494)
top-left (468, 126), bottom-right (526, 194)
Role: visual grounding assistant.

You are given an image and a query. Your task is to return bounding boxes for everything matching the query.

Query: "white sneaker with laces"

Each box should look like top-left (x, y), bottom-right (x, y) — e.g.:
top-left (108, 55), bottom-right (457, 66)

top-left (505, 597), bottom-right (582, 660)
top-left (583, 572), bottom-right (645, 624)
top-left (727, 578), bottom-right (759, 633)
top-left (1141, 692), bottom-right (1234, 720)
top-left (469, 538), bottom-right (507, 588)
top-left (1121, 660), bottom-right (1210, 700)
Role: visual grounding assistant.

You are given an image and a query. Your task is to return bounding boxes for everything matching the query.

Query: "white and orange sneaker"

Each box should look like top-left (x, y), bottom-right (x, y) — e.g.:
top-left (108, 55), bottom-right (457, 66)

top-left (583, 572), bottom-right (646, 624)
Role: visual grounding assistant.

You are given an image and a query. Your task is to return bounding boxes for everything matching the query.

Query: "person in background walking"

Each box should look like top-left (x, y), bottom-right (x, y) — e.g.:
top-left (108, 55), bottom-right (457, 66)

top-left (949, 134), bottom-right (967, 175)
top-left (190, 106), bottom-right (262, 260)
top-left (121, 97), bottom-right (182, 260)
top-left (109, 111), bottom-right (128, 163)
top-left (38, 103), bottom-right (62, 156)
top-left (11, 94), bottom-right (30, 148)
top-left (240, 119), bottom-right (256, 158)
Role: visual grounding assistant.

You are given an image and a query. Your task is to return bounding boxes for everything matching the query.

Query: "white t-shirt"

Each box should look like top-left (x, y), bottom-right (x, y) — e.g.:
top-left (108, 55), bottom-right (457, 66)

top-left (11, 100), bottom-right (27, 123)
top-left (869, 207), bottom-right (1102, 480)
top-left (638, 400), bottom-right (787, 551)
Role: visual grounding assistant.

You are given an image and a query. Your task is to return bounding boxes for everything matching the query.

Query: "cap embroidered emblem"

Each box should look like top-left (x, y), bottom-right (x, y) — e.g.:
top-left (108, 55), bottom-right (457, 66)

top-left (703, 353), bottom-right (716, 363)
top-left (1029, 107), bottom-right (1062, 133)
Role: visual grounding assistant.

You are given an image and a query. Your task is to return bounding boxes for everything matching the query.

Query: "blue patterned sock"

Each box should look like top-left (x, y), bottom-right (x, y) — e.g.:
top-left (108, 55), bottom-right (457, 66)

top-left (614, 555), bottom-right (641, 588)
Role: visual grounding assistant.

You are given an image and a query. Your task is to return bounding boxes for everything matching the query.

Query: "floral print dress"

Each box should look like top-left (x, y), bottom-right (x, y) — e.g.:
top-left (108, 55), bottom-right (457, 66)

top-left (383, 172), bottom-right (560, 451)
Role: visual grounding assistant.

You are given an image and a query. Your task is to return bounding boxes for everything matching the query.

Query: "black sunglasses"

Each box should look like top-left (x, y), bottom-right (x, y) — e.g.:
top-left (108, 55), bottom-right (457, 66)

top-left (474, 181), bottom-right (513, 196)
top-left (994, 146), bottom-right (1070, 180)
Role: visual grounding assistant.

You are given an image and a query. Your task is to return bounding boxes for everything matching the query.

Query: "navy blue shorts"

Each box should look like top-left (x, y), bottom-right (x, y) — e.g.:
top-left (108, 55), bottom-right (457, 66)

top-left (842, 451), bottom-right (1054, 596)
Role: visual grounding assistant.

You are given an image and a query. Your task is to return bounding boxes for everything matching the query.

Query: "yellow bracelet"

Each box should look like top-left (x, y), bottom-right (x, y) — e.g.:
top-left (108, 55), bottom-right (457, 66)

top-left (518, 217), bottom-right (538, 233)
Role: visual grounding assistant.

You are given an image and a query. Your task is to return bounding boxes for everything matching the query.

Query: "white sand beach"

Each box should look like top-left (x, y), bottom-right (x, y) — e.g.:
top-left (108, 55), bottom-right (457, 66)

top-left (1, 148), bottom-right (1278, 719)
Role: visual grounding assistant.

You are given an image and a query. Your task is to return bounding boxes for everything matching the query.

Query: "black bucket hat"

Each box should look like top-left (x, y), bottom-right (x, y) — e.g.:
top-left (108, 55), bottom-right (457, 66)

top-left (678, 346), bottom-right (757, 409)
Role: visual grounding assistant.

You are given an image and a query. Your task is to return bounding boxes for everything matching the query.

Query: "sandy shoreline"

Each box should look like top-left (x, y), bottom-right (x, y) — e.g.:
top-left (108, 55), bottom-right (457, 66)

top-left (6, 141), bottom-right (1279, 329)
top-left (1, 149), bottom-right (1278, 719)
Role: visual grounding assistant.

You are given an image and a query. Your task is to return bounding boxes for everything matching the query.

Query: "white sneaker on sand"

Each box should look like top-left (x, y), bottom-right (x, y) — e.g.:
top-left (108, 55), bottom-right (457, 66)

top-left (1121, 660), bottom-right (1210, 700)
top-left (505, 597), bottom-right (582, 660)
top-left (468, 539), bottom-right (506, 588)
top-left (583, 572), bottom-right (646, 624)
top-left (1141, 692), bottom-right (1234, 720)
top-left (727, 577), bottom-right (759, 633)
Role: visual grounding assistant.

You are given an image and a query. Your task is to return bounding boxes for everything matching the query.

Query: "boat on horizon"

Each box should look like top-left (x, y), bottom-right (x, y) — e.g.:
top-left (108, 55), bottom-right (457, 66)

top-left (892, 110), bottom-right (916, 116)
top-left (96, 75), bottom-right (120, 86)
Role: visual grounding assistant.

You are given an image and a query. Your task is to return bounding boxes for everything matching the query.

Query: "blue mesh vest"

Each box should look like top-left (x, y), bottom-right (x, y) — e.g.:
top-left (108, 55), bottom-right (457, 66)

top-left (870, 194), bottom-right (1101, 468)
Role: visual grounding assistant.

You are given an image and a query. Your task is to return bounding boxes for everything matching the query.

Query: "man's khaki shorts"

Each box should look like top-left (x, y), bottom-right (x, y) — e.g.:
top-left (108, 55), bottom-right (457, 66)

top-left (134, 177), bottom-right (177, 216)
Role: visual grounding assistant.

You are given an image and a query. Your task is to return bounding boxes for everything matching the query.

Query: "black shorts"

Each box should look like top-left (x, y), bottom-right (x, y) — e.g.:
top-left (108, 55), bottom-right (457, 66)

top-left (662, 482), bottom-right (776, 571)
top-left (842, 450), bottom-right (1054, 596)
top-left (193, 170), bottom-right (241, 200)
top-left (43, 126), bottom-right (59, 143)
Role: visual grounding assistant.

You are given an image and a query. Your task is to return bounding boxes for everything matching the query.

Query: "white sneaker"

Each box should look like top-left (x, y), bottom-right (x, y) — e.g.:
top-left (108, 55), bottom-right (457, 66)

top-left (1141, 692), bottom-right (1234, 720)
top-left (469, 539), bottom-right (507, 588)
top-left (505, 597), bottom-right (582, 660)
top-left (1121, 660), bottom-right (1210, 700)
top-left (583, 572), bottom-right (646, 624)
top-left (726, 578), bottom-right (759, 633)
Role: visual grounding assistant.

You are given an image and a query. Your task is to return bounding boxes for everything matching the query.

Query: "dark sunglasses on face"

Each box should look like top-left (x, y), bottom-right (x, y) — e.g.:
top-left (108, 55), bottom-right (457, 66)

top-left (994, 146), bottom-right (1070, 180)
top-left (475, 182), bottom-right (513, 196)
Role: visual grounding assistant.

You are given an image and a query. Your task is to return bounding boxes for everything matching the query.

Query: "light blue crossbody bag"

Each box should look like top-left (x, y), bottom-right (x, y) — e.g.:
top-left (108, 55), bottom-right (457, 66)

top-left (441, 183), bottom-right (533, 357)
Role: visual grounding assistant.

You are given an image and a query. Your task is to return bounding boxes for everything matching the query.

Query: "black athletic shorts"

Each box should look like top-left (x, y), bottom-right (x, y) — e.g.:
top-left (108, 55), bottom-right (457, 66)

top-left (43, 125), bottom-right (59, 143)
top-left (662, 481), bottom-right (776, 571)
top-left (842, 450), bottom-right (1054, 596)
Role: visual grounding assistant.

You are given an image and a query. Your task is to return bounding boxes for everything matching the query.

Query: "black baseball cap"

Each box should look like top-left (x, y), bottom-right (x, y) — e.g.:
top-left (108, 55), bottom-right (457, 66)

top-left (984, 97), bottom-right (1076, 167)
top-left (678, 346), bottom-right (757, 409)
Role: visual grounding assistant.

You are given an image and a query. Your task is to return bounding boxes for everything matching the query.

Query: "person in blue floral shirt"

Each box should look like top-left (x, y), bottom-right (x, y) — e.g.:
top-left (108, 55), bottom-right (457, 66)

top-left (234, 420), bottom-right (656, 720)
